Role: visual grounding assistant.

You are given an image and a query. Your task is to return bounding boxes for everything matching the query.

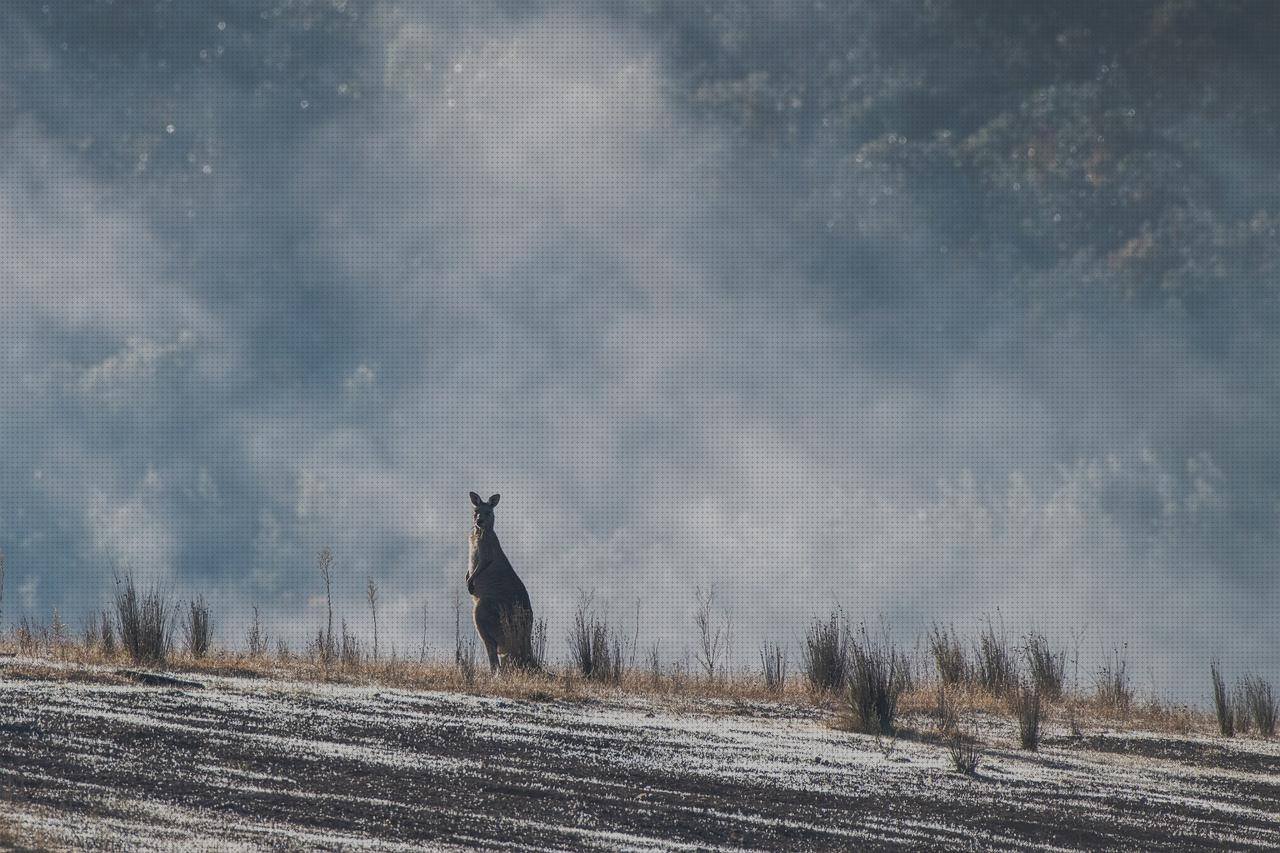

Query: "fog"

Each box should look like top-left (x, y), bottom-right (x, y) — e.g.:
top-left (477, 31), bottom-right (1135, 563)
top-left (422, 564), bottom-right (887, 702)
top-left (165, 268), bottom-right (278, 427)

top-left (2, 1), bottom-right (1277, 702)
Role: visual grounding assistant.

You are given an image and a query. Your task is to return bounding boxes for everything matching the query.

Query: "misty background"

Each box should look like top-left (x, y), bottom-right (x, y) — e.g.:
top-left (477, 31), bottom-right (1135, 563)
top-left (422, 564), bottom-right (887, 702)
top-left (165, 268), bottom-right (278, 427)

top-left (1, 1), bottom-right (1277, 702)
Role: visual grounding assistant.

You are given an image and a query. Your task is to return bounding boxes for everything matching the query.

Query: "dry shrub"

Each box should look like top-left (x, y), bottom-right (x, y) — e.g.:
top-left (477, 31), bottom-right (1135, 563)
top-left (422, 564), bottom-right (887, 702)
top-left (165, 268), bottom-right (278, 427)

top-left (99, 608), bottom-right (116, 657)
top-left (82, 612), bottom-right (101, 650)
top-left (1023, 633), bottom-right (1065, 700)
top-left (114, 575), bottom-right (171, 664)
top-left (694, 588), bottom-right (728, 681)
top-left (1094, 647), bottom-right (1132, 712)
top-left (339, 620), bottom-right (362, 668)
top-left (948, 735), bottom-right (981, 776)
top-left (974, 617), bottom-right (1018, 694)
top-left (760, 642), bottom-right (787, 693)
top-left (247, 606), bottom-right (268, 658)
top-left (928, 623), bottom-right (969, 686)
top-left (568, 604), bottom-right (622, 684)
top-left (456, 636), bottom-right (478, 685)
top-left (531, 616), bottom-right (548, 670)
top-left (846, 630), bottom-right (909, 735)
top-left (315, 547), bottom-right (337, 665)
top-left (802, 611), bottom-right (849, 693)
top-left (183, 597), bottom-right (212, 659)
top-left (16, 615), bottom-right (39, 654)
top-left (646, 642), bottom-right (662, 687)
top-left (1240, 674), bottom-right (1277, 737)
top-left (935, 682), bottom-right (958, 736)
top-left (309, 629), bottom-right (334, 665)
top-left (50, 609), bottom-right (68, 657)
top-left (366, 577), bottom-right (380, 662)
top-left (1210, 660), bottom-right (1234, 737)
top-left (1010, 683), bottom-right (1042, 750)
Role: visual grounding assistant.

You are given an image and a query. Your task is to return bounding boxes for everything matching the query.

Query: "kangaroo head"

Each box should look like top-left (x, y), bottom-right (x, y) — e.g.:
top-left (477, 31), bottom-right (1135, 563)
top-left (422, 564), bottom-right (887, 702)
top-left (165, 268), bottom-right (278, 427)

top-left (469, 491), bottom-right (501, 532)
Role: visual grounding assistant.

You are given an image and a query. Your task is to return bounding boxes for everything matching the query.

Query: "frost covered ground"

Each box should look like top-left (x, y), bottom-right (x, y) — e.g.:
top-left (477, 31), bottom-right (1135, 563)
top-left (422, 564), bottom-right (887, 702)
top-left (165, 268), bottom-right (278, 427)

top-left (0, 663), bottom-right (1277, 851)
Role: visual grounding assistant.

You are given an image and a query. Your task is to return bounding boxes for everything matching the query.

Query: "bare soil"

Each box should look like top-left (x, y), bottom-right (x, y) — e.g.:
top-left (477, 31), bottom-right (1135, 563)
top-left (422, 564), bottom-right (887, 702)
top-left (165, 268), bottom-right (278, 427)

top-left (0, 663), bottom-right (1277, 851)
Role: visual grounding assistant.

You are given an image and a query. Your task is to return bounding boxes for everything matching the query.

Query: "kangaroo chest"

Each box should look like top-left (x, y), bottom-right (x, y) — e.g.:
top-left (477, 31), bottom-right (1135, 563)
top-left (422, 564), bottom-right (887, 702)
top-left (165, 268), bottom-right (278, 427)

top-left (468, 532), bottom-right (516, 596)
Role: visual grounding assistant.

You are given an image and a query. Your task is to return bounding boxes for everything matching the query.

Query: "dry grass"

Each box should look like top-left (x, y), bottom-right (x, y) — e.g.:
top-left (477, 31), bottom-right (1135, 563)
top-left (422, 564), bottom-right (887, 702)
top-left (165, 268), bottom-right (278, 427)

top-left (0, 631), bottom-right (1232, 742)
top-left (934, 682), bottom-right (958, 736)
top-left (928, 623), bottom-right (969, 686)
top-left (1094, 647), bottom-right (1132, 713)
top-left (0, 629), bottom-right (820, 710)
top-left (694, 589), bottom-right (729, 681)
top-left (948, 734), bottom-right (982, 776)
top-left (567, 605), bottom-right (624, 684)
top-left (1240, 674), bottom-right (1277, 737)
top-left (0, 602), bottom-right (1237, 748)
top-left (315, 547), bottom-right (337, 665)
top-left (645, 642), bottom-right (662, 688)
top-left (1023, 634), bottom-right (1065, 700)
top-left (893, 680), bottom-right (1217, 739)
top-left (183, 597), bottom-right (212, 659)
top-left (1010, 684), bottom-right (1042, 750)
top-left (801, 610), bottom-right (849, 693)
top-left (247, 606), bottom-right (268, 658)
top-left (843, 632), bottom-right (909, 735)
top-left (114, 576), bottom-right (172, 664)
top-left (1211, 660), bottom-right (1234, 737)
top-left (974, 617), bottom-right (1018, 694)
top-left (760, 641), bottom-right (787, 694)
top-left (98, 608), bottom-right (116, 657)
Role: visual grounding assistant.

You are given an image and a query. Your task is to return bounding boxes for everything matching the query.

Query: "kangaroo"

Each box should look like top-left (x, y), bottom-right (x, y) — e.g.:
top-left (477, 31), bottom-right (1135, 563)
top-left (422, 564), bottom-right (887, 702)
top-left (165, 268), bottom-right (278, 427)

top-left (466, 492), bottom-right (534, 671)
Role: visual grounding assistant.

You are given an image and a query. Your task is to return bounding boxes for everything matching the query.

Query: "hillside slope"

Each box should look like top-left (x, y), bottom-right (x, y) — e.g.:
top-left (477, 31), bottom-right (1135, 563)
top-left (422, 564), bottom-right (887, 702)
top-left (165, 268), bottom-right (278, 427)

top-left (1, 668), bottom-right (1277, 850)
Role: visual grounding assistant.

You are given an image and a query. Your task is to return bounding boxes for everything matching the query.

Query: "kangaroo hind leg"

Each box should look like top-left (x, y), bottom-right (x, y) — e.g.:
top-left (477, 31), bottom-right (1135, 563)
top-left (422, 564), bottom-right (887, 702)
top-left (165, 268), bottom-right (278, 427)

top-left (473, 604), bottom-right (501, 672)
top-left (482, 635), bottom-right (500, 672)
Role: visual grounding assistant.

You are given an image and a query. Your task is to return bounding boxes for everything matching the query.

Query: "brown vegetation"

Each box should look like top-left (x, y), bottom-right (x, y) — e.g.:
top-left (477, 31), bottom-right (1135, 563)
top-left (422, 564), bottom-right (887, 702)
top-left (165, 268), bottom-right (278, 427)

top-left (1010, 683), bottom-right (1042, 751)
top-left (0, 584), bottom-right (1263, 750)
top-left (843, 629), bottom-right (909, 735)
top-left (801, 610), bottom-right (849, 693)
top-left (114, 575), bottom-right (171, 664)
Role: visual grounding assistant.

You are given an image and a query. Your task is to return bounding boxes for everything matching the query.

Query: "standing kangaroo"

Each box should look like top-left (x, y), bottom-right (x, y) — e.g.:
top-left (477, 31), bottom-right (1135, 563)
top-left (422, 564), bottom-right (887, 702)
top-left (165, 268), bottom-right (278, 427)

top-left (466, 492), bottom-right (534, 671)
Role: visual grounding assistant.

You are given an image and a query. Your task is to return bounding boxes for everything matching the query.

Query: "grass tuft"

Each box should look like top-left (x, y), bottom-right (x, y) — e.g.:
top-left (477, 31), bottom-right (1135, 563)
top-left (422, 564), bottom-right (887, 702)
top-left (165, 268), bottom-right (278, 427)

top-left (1210, 660), bottom-right (1234, 737)
top-left (1094, 647), bottom-right (1132, 713)
top-left (99, 609), bottom-right (116, 657)
top-left (1010, 683), bottom-right (1042, 750)
top-left (248, 606), bottom-right (267, 658)
top-left (1023, 633), bottom-right (1065, 700)
top-left (928, 623), bottom-right (969, 686)
top-left (935, 682), bottom-right (958, 736)
top-left (694, 588), bottom-right (728, 681)
top-left (568, 602), bottom-right (623, 684)
top-left (974, 616), bottom-right (1018, 694)
top-left (645, 642), bottom-right (662, 687)
top-left (1240, 674), bottom-right (1276, 737)
top-left (845, 629), bottom-right (909, 735)
top-left (339, 619), bottom-right (362, 668)
top-left (948, 735), bottom-right (981, 776)
top-left (184, 597), bottom-right (212, 659)
top-left (801, 611), bottom-right (849, 693)
top-left (760, 642), bottom-right (788, 693)
top-left (114, 575), bottom-right (171, 664)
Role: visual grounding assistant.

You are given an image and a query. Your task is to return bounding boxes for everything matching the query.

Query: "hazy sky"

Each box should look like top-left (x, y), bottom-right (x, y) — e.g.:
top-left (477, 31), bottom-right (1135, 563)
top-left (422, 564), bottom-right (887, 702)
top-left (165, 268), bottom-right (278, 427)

top-left (1, 1), bottom-right (1276, 701)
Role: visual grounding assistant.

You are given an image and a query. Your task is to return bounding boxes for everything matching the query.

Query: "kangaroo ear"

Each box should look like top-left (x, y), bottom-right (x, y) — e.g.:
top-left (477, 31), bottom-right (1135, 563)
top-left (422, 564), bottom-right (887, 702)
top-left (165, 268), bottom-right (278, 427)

top-left (469, 492), bottom-right (482, 507)
top-left (488, 493), bottom-right (500, 508)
